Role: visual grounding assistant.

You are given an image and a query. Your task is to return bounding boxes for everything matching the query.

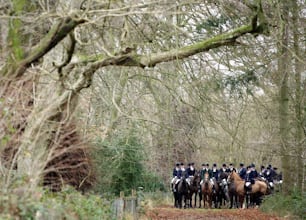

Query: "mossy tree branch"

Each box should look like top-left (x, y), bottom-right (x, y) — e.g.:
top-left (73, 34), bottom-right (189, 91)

top-left (71, 5), bottom-right (268, 93)
top-left (1, 15), bottom-right (85, 78)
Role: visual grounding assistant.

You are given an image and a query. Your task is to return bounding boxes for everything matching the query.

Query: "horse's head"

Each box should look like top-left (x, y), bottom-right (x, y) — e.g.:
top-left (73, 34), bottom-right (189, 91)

top-left (220, 177), bottom-right (228, 188)
top-left (204, 172), bottom-right (209, 181)
top-left (193, 174), bottom-right (201, 185)
top-left (227, 170), bottom-right (241, 183)
top-left (177, 178), bottom-right (188, 193)
top-left (219, 171), bottom-right (228, 180)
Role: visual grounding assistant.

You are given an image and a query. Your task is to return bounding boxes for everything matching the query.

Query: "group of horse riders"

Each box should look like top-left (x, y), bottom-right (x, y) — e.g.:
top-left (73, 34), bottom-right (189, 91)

top-left (171, 162), bottom-right (282, 192)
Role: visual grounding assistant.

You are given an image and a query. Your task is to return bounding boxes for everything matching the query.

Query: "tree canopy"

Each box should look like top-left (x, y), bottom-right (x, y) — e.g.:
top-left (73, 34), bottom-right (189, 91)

top-left (0, 0), bottom-right (305, 195)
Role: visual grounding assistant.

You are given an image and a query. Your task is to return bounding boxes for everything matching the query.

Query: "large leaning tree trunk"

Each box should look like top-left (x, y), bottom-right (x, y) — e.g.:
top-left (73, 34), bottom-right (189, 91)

top-left (0, 0), bottom-right (268, 192)
top-left (277, 5), bottom-right (290, 194)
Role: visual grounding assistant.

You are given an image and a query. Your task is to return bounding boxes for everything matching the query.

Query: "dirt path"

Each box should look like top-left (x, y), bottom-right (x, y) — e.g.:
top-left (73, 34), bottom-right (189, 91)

top-left (142, 205), bottom-right (284, 220)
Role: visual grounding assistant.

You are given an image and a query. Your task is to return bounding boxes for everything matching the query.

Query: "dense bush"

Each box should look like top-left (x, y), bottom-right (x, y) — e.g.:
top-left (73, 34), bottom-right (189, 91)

top-left (93, 131), bottom-right (165, 196)
top-left (260, 189), bottom-right (306, 219)
top-left (0, 186), bottom-right (112, 219)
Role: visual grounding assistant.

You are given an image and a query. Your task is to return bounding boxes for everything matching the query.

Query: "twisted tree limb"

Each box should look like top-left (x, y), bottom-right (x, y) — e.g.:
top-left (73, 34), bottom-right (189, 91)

top-left (0, 15), bottom-right (86, 78)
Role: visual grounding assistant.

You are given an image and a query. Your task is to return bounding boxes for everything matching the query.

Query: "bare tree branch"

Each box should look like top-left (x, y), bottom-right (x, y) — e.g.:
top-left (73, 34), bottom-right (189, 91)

top-left (1, 14), bottom-right (86, 78)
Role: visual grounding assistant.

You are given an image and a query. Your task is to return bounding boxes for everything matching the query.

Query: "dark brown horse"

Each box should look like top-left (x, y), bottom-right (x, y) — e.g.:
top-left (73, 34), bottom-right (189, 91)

top-left (174, 177), bottom-right (189, 208)
top-left (211, 177), bottom-right (220, 208)
top-left (187, 172), bottom-right (201, 208)
top-left (218, 172), bottom-right (230, 208)
top-left (201, 172), bottom-right (213, 208)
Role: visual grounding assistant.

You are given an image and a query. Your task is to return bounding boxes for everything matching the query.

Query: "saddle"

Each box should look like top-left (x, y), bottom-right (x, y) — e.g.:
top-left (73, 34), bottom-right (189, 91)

top-left (244, 181), bottom-right (252, 191)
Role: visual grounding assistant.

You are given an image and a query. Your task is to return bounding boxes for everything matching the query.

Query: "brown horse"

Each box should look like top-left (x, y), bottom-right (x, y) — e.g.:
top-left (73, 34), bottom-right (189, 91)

top-left (201, 172), bottom-right (213, 208)
top-left (227, 171), bottom-right (246, 208)
top-left (188, 172), bottom-right (201, 208)
top-left (246, 178), bottom-right (268, 208)
top-left (228, 171), bottom-right (268, 208)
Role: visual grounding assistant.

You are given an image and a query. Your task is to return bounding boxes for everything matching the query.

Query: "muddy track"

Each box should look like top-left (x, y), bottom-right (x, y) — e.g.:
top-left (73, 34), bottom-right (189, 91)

top-left (143, 205), bottom-right (284, 220)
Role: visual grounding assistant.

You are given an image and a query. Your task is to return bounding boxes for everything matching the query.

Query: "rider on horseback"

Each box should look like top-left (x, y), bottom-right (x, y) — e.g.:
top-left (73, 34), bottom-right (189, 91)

top-left (259, 165), bottom-right (266, 178)
top-left (238, 163), bottom-right (247, 179)
top-left (263, 164), bottom-right (276, 189)
top-left (211, 163), bottom-right (219, 192)
top-left (228, 163), bottom-right (236, 172)
top-left (179, 162), bottom-right (186, 178)
top-left (244, 164), bottom-right (258, 191)
top-left (220, 163), bottom-right (230, 174)
top-left (171, 163), bottom-right (180, 192)
top-left (186, 162), bottom-right (196, 185)
top-left (200, 163), bottom-right (212, 185)
top-left (211, 164), bottom-right (219, 181)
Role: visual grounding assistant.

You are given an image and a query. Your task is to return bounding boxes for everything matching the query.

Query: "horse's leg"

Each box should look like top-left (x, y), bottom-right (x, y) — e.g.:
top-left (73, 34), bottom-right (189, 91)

top-left (188, 193), bottom-right (191, 208)
top-left (208, 195), bottom-right (212, 209)
top-left (237, 195), bottom-right (241, 208)
top-left (203, 194), bottom-right (205, 208)
top-left (219, 193), bottom-right (223, 208)
top-left (246, 192), bottom-right (249, 208)
top-left (216, 193), bottom-right (219, 208)
top-left (223, 191), bottom-right (227, 208)
top-left (252, 194), bottom-right (256, 207)
top-left (175, 192), bottom-right (180, 208)
top-left (212, 193), bottom-right (215, 208)
top-left (213, 193), bottom-right (217, 208)
top-left (173, 192), bottom-right (177, 208)
top-left (180, 194), bottom-right (183, 209)
top-left (234, 194), bottom-right (238, 209)
top-left (217, 192), bottom-right (221, 209)
top-left (216, 193), bottom-right (220, 208)
top-left (204, 195), bottom-right (207, 208)
top-left (239, 195), bottom-right (245, 209)
top-left (190, 192), bottom-right (193, 208)
top-left (253, 192), bottom-right (261, 207)
top-left (220, 191), bottom-right (224, 208)
top-left (177, 193), bottom-right (182, 209)
top-left (204, 194), bottom-right (207, 208)
top-left (250, 193), bottom-right (254, 208)
top-left (183, 194), bottom-right (187, 209)
top-left (229, 193), bottom-right (233, 209)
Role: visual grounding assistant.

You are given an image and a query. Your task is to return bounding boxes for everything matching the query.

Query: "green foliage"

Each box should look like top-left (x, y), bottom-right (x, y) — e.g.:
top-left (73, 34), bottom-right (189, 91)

top-left (142, 172), bottom-right (167, 192)
top-left (8, 0), bottom-right (27, 62)
top-left (0, 186), bottom-right (112, 219)
top-left (111, 135), bottom-right (144, 195)
top-left (215, 70), bottom-right (258, 98)
top-left (260, 189), bottom-right (306, 219)
top-left (196, 15), bottom-right (232, 34)
top-left (93, 132), bottom-right (165, 196)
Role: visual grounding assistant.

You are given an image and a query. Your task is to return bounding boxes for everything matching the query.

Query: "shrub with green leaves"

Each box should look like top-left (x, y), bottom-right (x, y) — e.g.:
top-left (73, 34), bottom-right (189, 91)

top-left (0, 186), bottom-right (112, 219)
top-left (93, 131), bottom-right (165, 196)
top-left (260, 189), bottom-right (306, 219)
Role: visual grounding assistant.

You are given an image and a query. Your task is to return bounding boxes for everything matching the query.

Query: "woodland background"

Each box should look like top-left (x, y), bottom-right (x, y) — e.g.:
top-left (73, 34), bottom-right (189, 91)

top-left (0, 0), bottom-right (305, 218)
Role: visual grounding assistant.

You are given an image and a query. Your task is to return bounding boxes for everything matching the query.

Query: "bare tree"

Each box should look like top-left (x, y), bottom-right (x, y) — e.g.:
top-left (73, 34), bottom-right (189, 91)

top-left (5, 0), bottom-right (300, 194)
